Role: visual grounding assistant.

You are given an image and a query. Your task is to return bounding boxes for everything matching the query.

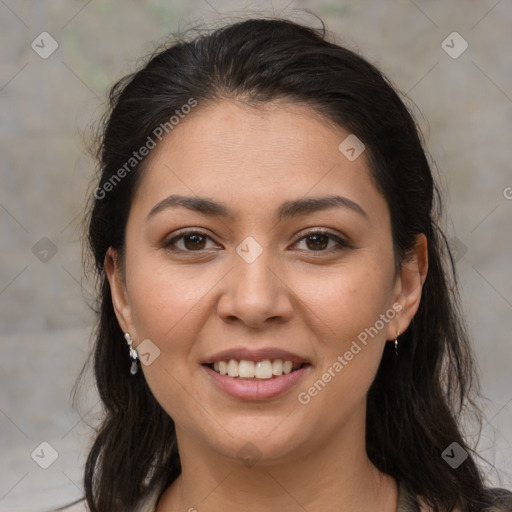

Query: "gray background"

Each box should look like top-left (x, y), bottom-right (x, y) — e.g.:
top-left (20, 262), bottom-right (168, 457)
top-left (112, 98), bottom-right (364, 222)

top-left (1, 0), bottom-right (511, 510)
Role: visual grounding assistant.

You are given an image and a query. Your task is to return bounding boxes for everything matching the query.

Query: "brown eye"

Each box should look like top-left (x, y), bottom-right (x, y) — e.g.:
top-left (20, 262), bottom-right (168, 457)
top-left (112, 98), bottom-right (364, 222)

top-left (182, 233), bottom-right (207, 250)
top-left (294, 230), bottom-right (350, 253)
top-left (164, 231), bottom-right (217, 252)
top-left (304, 234), bottom-right (329, 251)
top-left (163, 229), bottom-right (350, 254)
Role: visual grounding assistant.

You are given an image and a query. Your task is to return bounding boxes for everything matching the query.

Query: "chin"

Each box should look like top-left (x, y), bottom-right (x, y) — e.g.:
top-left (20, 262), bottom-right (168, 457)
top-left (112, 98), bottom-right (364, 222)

top-left (206, 421), bottom-right (311, 467)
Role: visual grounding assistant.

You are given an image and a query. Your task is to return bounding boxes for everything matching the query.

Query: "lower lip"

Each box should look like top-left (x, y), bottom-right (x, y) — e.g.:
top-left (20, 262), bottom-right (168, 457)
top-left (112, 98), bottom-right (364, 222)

top-left (202, 364), bottom-right (310, 400)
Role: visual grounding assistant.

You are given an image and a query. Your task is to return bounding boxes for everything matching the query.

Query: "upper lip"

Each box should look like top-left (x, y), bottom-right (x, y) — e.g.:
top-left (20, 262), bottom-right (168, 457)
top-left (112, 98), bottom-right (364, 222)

top-left (202, 347), bottom-right (309, 364)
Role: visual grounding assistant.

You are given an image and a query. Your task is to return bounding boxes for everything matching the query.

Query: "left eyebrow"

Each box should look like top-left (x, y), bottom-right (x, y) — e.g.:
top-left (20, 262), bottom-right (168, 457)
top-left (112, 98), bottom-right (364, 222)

top-left (146, 194), bottom-right (368, 222)
top-left (277, 195), bottom-right (368, 221)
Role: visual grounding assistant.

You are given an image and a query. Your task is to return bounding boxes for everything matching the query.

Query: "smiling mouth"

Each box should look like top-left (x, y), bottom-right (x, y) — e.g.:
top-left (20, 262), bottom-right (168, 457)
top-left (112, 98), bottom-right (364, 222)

top-left (204, 359), bottom-right (310, 380)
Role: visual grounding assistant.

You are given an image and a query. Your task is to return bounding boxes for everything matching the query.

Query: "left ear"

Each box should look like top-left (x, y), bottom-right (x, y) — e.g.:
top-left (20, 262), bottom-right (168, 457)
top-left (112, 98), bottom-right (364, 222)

top-left (386, 233), bottom-right (428, 340)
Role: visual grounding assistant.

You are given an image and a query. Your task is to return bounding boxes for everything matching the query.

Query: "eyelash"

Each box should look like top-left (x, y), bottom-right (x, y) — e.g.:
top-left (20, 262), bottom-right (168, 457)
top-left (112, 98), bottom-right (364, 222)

top-left (163, 228), bottom-right (352, 254)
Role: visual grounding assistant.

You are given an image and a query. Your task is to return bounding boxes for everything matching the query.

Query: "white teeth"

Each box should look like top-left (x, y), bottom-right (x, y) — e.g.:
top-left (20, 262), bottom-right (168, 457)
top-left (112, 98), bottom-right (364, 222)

top-left (208, 358), bottom-right (304, 378)
top-left (239, 360), bottom-right (256, 378)
top-left (272, 359), bottom-right (283, 375)
top-left (227, 359), bottom-right (239, 377)
top-left (255, 360), bottom-right (273, 379)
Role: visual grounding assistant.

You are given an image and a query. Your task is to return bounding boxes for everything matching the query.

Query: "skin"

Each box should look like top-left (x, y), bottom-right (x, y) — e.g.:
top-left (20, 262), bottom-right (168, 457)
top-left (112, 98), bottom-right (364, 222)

top-left (105, 99), bottom-right (428, 512)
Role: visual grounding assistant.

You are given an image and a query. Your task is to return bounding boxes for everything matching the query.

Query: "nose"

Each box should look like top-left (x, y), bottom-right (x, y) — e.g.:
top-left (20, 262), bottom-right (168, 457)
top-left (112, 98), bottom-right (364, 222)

top-left (216, 246), bottom-right (294, 329)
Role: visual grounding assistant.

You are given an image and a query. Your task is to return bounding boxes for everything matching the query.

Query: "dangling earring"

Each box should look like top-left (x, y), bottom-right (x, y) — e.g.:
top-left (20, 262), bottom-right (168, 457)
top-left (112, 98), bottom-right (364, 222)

top-left (124, 332), bottom-right (139, 375)
top-left (394, 331), bottom-right (400, 357)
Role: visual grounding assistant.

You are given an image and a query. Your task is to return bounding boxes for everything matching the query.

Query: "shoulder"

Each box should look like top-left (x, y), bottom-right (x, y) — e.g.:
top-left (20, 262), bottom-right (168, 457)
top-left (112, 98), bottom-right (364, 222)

top-left (427, 487), bottom-right (512, 512)
top-left (483, 487), bottom-right (512, 511)
top-left (399, 482), bottom-right (512, 512)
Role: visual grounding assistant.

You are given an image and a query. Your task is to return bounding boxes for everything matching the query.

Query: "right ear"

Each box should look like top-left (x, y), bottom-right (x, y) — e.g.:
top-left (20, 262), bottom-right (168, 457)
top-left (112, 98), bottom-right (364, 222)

top-left (104, 247), bottom-right (136, 337)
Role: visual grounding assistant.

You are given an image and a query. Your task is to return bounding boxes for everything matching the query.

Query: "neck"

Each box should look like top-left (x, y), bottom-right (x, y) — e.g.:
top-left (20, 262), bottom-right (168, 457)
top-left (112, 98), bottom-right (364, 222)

top-left (157, 410), bottom-right (397, 512)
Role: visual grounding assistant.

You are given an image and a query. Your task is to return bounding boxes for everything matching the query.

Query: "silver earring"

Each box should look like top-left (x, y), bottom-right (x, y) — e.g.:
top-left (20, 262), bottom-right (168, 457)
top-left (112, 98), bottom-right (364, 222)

top-left (124, 332), bottom-right (139, 375)
top-left (394, 331), bottom-right (400, 356)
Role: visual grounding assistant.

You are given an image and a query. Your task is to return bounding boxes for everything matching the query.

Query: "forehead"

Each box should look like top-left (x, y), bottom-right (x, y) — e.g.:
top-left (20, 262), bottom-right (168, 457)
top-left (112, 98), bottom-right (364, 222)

top-left (130, 99), bottom-right (387, 223)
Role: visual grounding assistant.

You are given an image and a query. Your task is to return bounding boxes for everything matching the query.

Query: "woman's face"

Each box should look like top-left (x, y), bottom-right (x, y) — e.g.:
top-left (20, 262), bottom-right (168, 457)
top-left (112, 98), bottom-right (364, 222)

top-left (107, 99), bottom-right (425, 465)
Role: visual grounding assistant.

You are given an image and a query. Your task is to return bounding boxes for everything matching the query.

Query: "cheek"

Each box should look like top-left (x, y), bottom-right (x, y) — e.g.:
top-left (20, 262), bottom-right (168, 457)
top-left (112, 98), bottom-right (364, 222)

top-left (293, 282), bottom-right (390, 441)
top-left (126, 260), bottom-right (217, 426)
top-left (294, 257), bottom-right (394, 344)
top-left (292, 259), bottom-right (393, 403)
top-left (127, 256), bottom-right (216, 345)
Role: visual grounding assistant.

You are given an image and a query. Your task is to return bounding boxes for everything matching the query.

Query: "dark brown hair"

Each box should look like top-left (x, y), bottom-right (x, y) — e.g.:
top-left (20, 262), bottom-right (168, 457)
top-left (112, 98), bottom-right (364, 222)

top-left (73, 15), bottom-right (500, 512)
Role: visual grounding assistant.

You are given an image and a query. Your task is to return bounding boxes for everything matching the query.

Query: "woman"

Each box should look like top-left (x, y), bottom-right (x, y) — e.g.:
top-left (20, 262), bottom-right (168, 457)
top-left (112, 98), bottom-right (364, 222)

top-left (74, 16), bottom-right (512, 512)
